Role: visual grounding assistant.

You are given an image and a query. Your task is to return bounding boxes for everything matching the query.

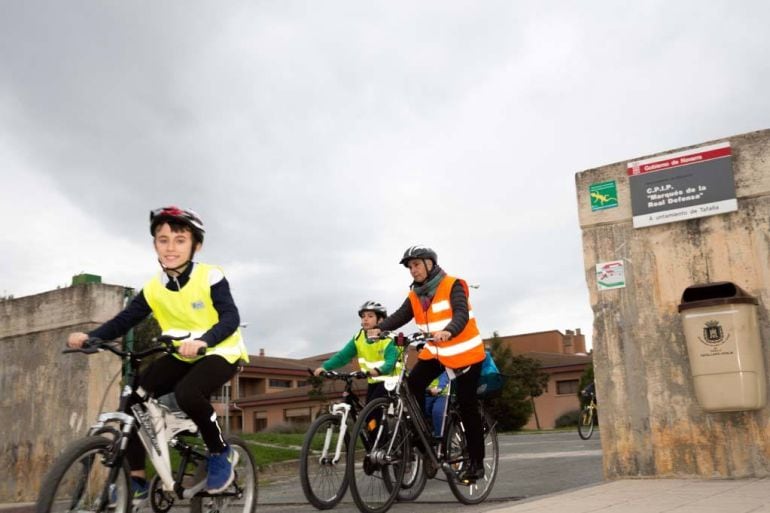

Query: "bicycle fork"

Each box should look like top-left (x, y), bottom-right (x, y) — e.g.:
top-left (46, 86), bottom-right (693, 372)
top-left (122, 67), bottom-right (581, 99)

top-left (324, 403), bottom-right (351, 465)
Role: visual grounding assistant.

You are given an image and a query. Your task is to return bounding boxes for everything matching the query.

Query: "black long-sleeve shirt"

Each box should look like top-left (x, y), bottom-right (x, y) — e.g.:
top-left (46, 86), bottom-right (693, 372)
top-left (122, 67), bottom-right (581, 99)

top-left (89, 262), bottom-right (240, 347)
top-left (378, 281), bottom-right (469, 336)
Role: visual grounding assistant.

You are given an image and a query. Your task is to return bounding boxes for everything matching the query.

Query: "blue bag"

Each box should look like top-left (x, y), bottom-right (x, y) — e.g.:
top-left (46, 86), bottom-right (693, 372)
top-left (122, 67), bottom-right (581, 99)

top-left (476, 350), bottom-right (503, 397)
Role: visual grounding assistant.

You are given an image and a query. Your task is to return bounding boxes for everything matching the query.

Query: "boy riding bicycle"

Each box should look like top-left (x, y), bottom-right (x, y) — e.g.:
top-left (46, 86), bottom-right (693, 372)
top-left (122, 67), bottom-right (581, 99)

top-left (314, 301), bottom-right (399, 403)
top-left (67, 206), bottom-right (249, 502)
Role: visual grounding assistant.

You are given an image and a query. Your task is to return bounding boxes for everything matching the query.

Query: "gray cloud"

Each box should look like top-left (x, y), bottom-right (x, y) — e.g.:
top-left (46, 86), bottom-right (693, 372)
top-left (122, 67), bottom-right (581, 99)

top-left (3, 0), bottom-right (769, 356)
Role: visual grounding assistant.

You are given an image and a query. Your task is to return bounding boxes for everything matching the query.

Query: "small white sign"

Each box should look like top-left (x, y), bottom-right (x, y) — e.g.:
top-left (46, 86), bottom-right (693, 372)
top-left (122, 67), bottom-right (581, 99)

top-left (596, 260), bottom-right (626, 291)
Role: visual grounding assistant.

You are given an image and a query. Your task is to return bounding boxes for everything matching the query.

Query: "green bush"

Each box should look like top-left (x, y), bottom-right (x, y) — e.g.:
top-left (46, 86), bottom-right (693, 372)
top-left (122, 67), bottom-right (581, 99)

top-left (555, 409), bottom-right (581, 427)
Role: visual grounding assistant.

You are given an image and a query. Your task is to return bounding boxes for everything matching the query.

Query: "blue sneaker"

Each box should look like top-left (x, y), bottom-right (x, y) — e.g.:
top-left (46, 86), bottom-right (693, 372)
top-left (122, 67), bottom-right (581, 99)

top-left (206, 446), bottom-right (239, 493)
top-left (109, 477), bottom-right (148, 508)
top-left (131, 477), bottom-right (149, 504)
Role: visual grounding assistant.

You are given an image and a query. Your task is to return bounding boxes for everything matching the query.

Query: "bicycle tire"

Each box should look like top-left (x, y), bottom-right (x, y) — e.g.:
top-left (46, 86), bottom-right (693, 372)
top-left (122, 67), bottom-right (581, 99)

top-left (347, 397), bottom-right (408, 513)
top-left (191, 435), bottom-right (258, 513)
top-left (395, 444), bottom-right (427, 502)
top-left (446, 410), bottom-right (499, 505)
top-left (36, 435), bottom-right (131, 513)
top-left (577, 405), bottom-right (595, 440)
top-left (300, 413), bottom-right (350, 509)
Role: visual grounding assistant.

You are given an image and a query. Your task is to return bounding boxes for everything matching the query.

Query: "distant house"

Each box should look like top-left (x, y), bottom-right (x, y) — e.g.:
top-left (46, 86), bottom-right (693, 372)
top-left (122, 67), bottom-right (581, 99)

top-left (493, 329), bottom-right (592, 429)
top-left (216, 329), bottom-right (591, 432)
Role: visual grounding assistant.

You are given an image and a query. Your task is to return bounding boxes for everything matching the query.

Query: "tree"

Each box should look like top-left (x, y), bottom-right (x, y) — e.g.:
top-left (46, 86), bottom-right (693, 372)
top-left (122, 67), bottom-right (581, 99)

top-left (485, 332), bottom-right (549, 431)
top-left (307, 374), bottom-right (329, 417)
top-left (130, 315), bottom-right (162, 352)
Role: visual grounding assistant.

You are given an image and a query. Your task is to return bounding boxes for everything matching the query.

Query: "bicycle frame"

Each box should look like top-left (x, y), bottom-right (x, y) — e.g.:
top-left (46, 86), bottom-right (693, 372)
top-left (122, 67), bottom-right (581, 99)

top-left (380, 336), bottom-right (459, 476)
top-left (79, 338), bottom-right (220, 501)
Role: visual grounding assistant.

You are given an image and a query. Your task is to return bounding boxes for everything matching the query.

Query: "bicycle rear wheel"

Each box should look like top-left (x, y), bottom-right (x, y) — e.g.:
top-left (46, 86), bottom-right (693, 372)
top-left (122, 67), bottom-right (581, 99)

top-left (36, 435), bottom-right (131, 513)
top-left (577, 405), bottom-right (595, 440)
top-left (191, 436), bottom-right (258, 513)
top-left (300, 413), bottom-right (350, 509)
top-left (347, 397), bottom-right (408, 513)
top-left (446, 410), bottom-right (499, 505)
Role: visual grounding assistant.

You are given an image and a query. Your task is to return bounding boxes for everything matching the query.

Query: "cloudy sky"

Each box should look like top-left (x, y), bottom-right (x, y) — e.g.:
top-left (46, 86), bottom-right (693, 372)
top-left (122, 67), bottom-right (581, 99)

top-left (2, 1), bottom-right (769, 358)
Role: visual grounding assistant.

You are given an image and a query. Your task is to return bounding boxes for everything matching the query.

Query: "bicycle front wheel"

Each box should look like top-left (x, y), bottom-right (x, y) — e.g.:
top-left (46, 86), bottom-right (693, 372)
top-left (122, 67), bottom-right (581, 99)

top-left (300, 413), bottom-right (350, 509)
top-left (395, 444), bottom-right (427, 502)
top-left (446, 410), bottom-right (499, 505)
top-left (578, 405), bottom-right (595, 440)
top-left (191, 436), bottom-right (258, 513)
top-left (36, 435), bottom-right (131, 513)
top-left (347, 397), bottom-right (408, 513)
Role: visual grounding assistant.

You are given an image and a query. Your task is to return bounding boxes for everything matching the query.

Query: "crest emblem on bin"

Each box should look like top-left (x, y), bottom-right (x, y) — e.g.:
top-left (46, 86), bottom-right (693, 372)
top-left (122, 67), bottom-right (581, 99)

top-left (702, 320), bottom-right (725, 345)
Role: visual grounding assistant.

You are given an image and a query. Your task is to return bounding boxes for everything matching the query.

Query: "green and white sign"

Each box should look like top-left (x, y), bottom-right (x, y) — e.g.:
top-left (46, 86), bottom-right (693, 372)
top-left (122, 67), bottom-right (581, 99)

top-left (589, 180), bottom-right (618, 211)
top-left (596, 260), bottom-right (626, 291)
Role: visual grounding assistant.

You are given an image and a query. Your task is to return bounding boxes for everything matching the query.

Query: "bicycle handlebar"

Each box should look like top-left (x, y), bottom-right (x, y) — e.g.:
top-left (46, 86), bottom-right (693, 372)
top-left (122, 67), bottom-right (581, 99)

top-left (377, 331), bottom-right (436, 348)
top-left (63, 333), bottom-right (206, 358)
top-left (309, 368), bottom-right (369, 380)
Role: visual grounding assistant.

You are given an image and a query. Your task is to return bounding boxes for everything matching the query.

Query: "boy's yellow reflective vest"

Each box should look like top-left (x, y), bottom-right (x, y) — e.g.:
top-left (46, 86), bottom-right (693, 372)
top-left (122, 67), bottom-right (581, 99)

top-left (144, 262), bottom-right (249, 364)
top-left (353, 329), bottom-right (403, 384)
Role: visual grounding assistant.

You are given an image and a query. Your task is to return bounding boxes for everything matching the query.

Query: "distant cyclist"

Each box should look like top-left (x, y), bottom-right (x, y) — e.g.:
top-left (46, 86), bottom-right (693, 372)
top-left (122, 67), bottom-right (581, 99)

top-left (67, 206), bottom-right (249, 501)
top-left (581, 382), bottom-right (596, 404)
top-left (314, 301), bottom-right (399, 404)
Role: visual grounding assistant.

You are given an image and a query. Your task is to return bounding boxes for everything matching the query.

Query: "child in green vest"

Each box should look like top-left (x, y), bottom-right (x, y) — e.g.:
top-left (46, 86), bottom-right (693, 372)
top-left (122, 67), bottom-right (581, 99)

top-left (314, 301), bottom-right (399, 402)
top-left (67, 206), bottom-right (249, 502)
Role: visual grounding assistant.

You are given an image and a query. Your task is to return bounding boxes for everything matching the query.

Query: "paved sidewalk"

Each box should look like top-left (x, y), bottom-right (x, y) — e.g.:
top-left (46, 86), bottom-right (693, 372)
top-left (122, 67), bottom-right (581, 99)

top-left (9, 478), bottom-right (770, 513)
top-left (490, 478), bottom-right (770, 513)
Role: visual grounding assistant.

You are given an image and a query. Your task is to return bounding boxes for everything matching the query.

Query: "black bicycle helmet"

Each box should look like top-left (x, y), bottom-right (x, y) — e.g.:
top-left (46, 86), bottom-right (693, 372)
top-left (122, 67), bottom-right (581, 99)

top-left (149, 206), bottom-right (205, 243)
top-left (399, 245), bottom-right (437, 267)
top-left (358, 300), bottom-right (388, 320)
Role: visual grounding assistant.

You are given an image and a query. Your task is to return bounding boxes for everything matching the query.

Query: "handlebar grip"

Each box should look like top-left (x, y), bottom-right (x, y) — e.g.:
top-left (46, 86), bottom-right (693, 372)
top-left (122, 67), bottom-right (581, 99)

top-left (196, 346), bottom-right (207, 356)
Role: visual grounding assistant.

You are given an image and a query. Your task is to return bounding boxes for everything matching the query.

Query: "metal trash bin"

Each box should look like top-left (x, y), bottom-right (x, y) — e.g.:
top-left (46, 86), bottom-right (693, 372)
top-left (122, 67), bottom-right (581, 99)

top-left (678, 282), bottom-right (766, 412)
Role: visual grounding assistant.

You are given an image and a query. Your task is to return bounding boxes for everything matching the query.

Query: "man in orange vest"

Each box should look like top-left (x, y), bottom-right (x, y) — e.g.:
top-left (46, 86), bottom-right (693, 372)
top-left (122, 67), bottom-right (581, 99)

top-left (368, 245), bottom-right (486, 483)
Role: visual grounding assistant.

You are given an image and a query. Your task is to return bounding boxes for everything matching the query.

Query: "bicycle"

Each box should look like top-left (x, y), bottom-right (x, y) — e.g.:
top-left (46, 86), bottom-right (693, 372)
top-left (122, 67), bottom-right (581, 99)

top-left (346, 332), bottom-right (499, 513)
top-left (577, 393), bottom-right (597, 440)
top-left (36, 334), bottom-right (258, 513)
top-left (299, 369), bottom-right (368, 510)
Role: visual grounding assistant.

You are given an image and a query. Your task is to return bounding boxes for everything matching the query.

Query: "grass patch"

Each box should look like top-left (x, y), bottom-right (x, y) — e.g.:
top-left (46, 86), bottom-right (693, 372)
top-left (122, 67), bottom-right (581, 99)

top-left (248, 444), bottom-right (301, 467)
top-left (241, 432), bottom-right (305, 448)
top-left (239, 432), bottom-right (305, 467)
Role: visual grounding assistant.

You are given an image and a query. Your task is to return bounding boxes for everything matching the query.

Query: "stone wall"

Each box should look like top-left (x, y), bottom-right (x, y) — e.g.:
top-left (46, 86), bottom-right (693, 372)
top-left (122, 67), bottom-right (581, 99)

top-left (0, 284), bottom-right (126, 501)
top-left (576, 129), bottom-right (770, 478)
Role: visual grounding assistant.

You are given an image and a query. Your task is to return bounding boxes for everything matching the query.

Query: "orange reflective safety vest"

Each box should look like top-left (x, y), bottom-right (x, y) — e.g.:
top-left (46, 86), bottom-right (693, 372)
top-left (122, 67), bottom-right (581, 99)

top-left (408, 275), bottom-right (485, 369)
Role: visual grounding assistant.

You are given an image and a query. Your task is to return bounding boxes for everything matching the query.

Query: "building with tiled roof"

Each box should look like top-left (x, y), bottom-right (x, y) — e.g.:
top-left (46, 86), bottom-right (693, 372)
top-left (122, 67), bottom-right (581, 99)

top-left (213, 329), bottom-right (591, 432)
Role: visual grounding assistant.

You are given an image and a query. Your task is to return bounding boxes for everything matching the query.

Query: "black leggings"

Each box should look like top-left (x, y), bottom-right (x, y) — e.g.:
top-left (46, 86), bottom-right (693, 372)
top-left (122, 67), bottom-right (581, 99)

top-left (127, 354), bottom-right (239, 471)
top-left (407, 358), bottom-right (484, 465)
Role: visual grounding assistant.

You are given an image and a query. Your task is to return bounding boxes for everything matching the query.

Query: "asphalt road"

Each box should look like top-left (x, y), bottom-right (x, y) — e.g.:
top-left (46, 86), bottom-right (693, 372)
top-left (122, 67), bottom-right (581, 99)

top-left (257, 430), bottom-right (603, 513)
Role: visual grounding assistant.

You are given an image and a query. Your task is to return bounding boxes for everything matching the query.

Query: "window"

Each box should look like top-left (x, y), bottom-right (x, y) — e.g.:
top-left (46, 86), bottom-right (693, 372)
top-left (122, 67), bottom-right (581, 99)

top-left (284, 407), bottom-right (312, 426)
top-left (556, 379), bottom-right (579, 395)
top-left (268, 379), bottom-right (292, 388)
top-left (296, 380), bottom-right (309, 388)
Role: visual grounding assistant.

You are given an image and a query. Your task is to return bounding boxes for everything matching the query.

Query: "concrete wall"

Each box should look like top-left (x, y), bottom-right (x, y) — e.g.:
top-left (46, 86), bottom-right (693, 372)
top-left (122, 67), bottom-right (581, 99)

top-left (576, 129), bottom-right (770, 478)
top-left (0, 284), bottom-right (126, 501)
